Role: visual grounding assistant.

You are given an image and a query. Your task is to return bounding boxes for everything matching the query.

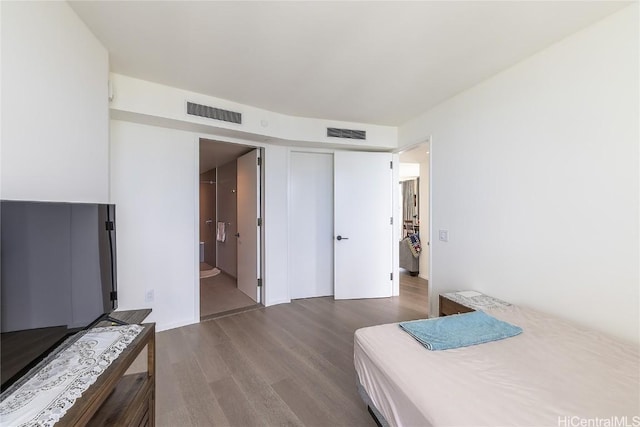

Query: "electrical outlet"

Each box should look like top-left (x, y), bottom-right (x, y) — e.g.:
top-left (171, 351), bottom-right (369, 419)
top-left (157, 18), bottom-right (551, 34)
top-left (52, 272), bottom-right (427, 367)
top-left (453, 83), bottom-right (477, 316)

top-left (438, 230), bottom-right (449, 242)
top-left (145, 289), bottom-right (154, 303)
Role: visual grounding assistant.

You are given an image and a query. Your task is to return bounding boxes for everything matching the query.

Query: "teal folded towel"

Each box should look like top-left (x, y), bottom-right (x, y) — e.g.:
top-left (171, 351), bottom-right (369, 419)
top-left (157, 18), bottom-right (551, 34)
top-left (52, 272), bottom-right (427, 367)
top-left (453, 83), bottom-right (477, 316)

top-left (399, 311), bottom-right (522, 351)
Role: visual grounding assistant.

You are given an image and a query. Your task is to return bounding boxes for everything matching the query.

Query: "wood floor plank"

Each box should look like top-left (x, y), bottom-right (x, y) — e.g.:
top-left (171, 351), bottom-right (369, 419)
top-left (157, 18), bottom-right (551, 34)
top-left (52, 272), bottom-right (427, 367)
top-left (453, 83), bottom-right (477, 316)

top-left (210, 377), bottom-right (263, 427)
top-left (157, 326), bottom-right (192, 364)
top-left (193, 344), bottom-right (232, 384)
top-left (185, 396), bottom-right (231, 427)
top-left (157, 406), bottom-right (194, 427)
top-left (214, 314), bottom-right (291, 385)
top-left (222, 306), bottom-right (370, 421)
top-left (155, 271), bottom-right (428, 426)
top-left (214, 339), bottom-right (305, 427)
top-left (155, 357), bottom-right (186, 418)
top-left (272, 377), bottom-right (345, 427)
top-left (203, 320), bottom-right (235, 346)
top-left (266, 304), bottom-right (354, 373)
top-left (155, 333), bottom-right (188, 417)
top-left (172, 356), bottom-right (216, 404)
top-left (244, 310), bottom-right (375, 424)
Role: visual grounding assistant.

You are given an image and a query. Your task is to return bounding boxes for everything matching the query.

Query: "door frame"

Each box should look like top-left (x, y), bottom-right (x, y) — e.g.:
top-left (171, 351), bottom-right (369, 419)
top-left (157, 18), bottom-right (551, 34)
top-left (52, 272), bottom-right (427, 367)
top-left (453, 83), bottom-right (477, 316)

top-left (237, 148), bottom-right (260, 303)
top-left (393, 136), bottom-right (433, 314)
top-left (194, 137), bottom-right (266, 321)
top-left (258, 147), bottom-right (265, 306)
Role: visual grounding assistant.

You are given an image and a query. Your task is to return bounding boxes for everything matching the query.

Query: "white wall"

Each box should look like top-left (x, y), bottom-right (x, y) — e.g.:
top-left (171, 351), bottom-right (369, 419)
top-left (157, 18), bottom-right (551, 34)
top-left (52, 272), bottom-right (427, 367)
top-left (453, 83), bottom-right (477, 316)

top-left (1, 1), bottom-right (109, 203)
top-left (110, 117), bottom-right (292, 329)
top-left (106, 71), bottom-right (403, 312)
top-left (109, 74), bottom-right (397, 150)
top-left (400, 5), bottom-right (639, 343)
top-left (110, 120), bottom-right (198, 331)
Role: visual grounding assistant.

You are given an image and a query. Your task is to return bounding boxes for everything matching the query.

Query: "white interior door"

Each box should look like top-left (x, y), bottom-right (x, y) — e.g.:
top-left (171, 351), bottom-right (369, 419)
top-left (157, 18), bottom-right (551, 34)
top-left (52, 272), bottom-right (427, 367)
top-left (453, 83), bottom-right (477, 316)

top-left (334, 151), bottom-right (393, 299)
top-left (237, 149), bottom-right (259, 303)
top-left (289, 152), bottom-right (334, 299)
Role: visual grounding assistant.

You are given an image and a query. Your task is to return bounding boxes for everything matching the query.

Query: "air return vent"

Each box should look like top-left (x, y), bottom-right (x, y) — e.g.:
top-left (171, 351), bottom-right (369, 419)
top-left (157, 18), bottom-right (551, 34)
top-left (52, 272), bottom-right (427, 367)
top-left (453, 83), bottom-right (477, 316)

top-left (187, 102), bottom-right (242, 124)
top-left (327, 127), bottom-right (366, 140)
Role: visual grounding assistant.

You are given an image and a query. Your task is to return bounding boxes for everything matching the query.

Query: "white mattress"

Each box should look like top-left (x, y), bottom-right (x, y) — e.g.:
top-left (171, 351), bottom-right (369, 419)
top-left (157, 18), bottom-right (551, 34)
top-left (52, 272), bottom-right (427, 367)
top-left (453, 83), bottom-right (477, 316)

top-left (354, 306), bottom-right (640, 427)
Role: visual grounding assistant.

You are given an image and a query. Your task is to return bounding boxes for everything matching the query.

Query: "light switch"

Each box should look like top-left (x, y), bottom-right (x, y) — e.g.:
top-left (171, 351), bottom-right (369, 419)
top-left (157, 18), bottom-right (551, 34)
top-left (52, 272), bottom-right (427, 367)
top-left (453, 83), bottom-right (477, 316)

top-left (438, 230), bottom-right (449, 242)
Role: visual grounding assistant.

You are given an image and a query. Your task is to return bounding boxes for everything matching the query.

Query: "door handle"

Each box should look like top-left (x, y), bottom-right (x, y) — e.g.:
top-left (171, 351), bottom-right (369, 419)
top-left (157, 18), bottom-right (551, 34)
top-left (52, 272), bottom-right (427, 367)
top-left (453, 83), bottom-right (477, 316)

top-left (336, 235), bottom-right (349, 241)
top-left (235, 233), bottom-right (240, 238)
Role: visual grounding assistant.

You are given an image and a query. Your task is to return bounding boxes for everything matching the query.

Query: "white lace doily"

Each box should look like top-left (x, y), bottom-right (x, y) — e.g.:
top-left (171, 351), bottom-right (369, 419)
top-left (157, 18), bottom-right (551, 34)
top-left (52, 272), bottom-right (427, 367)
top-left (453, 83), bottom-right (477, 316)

top-left (443, 291), bottom-right (512, 311)
top-left (0, 324), bottom-right (143, 427)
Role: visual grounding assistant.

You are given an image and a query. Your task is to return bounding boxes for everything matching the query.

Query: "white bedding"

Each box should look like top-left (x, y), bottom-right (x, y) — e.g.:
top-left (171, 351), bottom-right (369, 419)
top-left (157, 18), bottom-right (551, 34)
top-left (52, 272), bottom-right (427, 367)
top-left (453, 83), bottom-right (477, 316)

top-left (354, 306), bottom-right (640, 427)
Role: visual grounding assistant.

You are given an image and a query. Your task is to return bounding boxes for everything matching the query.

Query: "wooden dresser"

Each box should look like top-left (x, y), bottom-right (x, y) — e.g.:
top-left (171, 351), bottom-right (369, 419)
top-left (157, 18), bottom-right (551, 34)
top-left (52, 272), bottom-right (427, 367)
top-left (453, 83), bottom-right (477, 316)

top-left (60, 309), bottom-right (156, 426)
top-left (61, 323), bottom-right (155, 426)
top-left (2, 310), bottom-right (156, 427)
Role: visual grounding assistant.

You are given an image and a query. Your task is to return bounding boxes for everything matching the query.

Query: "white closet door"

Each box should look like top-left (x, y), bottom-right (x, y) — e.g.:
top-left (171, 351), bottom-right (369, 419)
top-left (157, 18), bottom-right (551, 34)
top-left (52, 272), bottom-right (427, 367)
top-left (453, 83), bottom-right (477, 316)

top-left (334, 151), bottom-right (393, 299)
top-left (289, 152), bottom-right (334, 299)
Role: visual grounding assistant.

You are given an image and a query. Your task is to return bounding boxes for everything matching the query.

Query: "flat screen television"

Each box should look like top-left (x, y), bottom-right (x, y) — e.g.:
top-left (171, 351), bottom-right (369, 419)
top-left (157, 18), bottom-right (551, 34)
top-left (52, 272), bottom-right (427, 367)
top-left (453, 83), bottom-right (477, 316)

top-left (0, 200), bottom-right (118, 391)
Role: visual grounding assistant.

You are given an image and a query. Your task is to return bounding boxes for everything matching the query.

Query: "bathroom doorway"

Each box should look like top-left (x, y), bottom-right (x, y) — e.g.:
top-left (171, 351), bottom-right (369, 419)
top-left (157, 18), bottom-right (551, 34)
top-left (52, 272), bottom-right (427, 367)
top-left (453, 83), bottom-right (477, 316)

top-left (199, 139), bottom-right (263, 320)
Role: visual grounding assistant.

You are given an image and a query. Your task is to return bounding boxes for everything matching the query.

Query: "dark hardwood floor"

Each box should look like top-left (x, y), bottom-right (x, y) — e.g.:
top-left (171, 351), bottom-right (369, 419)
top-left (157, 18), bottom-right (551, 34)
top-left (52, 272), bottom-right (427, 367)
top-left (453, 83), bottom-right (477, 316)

top-left (156, 271), bottom-right (429, 426)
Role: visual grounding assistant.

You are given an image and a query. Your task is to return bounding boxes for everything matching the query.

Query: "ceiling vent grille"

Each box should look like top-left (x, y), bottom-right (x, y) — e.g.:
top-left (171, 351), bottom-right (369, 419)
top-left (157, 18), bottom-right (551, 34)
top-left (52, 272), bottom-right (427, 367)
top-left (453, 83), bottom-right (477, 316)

top-left (327, 127), bottom-right (366, 140)
top-left (187, 102), bottom-right (242, 124)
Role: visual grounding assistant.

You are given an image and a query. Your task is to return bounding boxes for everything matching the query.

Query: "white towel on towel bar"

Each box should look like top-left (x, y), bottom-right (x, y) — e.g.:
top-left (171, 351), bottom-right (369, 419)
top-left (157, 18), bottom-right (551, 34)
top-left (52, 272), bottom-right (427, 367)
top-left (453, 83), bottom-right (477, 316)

top-left (216, 221), bottom-right (226, 242)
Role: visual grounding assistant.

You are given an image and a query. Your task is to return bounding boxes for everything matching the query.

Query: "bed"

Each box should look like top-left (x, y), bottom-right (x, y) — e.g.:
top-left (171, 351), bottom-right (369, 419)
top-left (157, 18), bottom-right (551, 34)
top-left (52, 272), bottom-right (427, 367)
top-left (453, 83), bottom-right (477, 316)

top-left (354, 303), bottom-right (640, 427)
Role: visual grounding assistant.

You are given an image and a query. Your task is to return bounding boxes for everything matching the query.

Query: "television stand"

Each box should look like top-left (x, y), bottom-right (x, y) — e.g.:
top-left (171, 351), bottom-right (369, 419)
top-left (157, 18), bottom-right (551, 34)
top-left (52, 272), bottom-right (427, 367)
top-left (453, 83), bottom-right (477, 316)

top-left (2, 309), bottom-right (155, 427)
top-left (98, 308), bottom-right (153, 327)
top-left (61, 320), bottom-right (155, 426)
top-left (95, 308), bottom-right (152, 327)
top-left (97, 315), bottom-right (129, 326)
top-left (64, 309), bottom-right (155, 426)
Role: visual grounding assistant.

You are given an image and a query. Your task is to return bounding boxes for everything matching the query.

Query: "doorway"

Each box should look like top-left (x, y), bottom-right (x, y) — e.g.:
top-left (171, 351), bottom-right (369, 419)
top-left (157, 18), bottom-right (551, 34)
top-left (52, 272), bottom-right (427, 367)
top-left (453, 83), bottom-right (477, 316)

top-left (398, 143), bottom-right (430, 310)
top-left (199, 139), bottom-right (263, 320)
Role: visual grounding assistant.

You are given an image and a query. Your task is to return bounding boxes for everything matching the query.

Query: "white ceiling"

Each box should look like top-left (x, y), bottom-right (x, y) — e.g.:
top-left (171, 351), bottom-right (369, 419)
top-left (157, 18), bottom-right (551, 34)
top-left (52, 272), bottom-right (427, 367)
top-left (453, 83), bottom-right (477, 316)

top-left (70, 1), bottom-right (628, 126)
top-left (200, 139), bottom-right (254, 173)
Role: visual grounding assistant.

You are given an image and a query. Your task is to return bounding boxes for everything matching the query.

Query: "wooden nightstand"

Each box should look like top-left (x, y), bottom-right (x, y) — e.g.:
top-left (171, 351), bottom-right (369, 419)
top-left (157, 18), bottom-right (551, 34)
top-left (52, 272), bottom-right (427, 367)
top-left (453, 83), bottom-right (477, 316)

top-left (439, 291), bottom-right (512, 317)
top-left (439, 294), bottom-right (475, 317)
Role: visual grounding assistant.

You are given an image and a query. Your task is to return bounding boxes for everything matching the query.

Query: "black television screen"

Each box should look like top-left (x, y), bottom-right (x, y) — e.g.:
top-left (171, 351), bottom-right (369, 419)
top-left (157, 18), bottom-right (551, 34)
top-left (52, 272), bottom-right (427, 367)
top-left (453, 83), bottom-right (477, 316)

top-left (0, 200), bottom-right (117, 391)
